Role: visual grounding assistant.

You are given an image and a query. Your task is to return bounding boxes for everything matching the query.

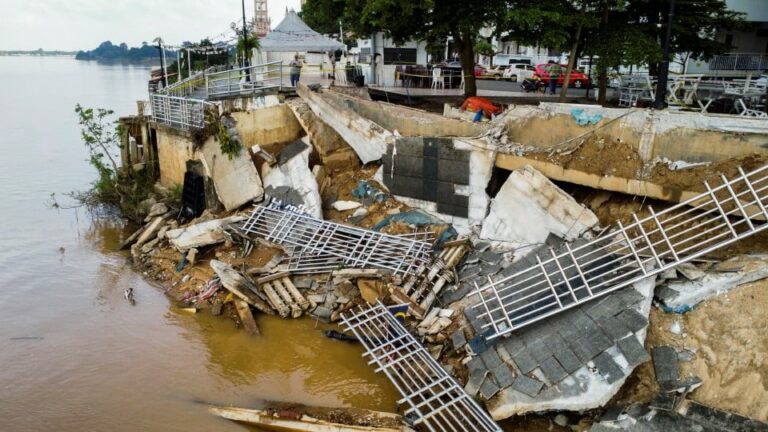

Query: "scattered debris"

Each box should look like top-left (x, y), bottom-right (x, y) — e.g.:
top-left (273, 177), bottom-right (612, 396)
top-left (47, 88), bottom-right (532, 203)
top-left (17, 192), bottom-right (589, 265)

top-left (124, 287), bottom-right (135, 305)
top-left (165, 216), bottom-right (245, 251)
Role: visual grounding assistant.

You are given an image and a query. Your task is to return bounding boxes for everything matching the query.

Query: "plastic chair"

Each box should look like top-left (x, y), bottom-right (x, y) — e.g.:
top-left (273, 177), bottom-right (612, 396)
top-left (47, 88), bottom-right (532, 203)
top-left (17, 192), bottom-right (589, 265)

top-left (431, 67), bottom-right (444, 90)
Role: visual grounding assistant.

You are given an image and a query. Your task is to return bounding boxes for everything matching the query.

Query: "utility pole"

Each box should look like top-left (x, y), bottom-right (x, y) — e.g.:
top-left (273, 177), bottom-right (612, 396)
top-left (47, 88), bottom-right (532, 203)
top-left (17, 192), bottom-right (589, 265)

top-left (242, 0), bottom-right (251, 82)
top-left (653, 0), bottom-right (675, 110)
top-left (154, 37), bottom-right (167, 88)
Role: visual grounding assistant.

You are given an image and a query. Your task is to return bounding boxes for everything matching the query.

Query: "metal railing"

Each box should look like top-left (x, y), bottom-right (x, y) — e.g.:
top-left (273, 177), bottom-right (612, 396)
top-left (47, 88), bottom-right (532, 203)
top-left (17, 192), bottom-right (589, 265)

top-left (206, 61), bottom-right (283, 99)
top-left (341, 302), bottom-right (502, 432)
top-left (471, 164), bottom-right (768, 340)
top-left (239, 202), bottom-right (433, 277)
top-left (709, 53), bottom-right (768, 71)
top-left (150, 93), bottom-right (213, 131)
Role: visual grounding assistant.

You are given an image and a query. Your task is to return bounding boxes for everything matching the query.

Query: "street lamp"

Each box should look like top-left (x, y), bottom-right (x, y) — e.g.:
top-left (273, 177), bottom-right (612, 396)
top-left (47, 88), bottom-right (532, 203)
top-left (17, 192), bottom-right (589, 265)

top-left (653, 0), bottom-right (676, 109)
top-left (241, 0), bottom-right (251, 82)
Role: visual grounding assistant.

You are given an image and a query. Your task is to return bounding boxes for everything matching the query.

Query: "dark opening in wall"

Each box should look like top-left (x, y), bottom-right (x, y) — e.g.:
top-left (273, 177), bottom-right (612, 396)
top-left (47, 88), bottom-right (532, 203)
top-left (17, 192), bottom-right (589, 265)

top-left (486, 166), bottom-right (512, 198)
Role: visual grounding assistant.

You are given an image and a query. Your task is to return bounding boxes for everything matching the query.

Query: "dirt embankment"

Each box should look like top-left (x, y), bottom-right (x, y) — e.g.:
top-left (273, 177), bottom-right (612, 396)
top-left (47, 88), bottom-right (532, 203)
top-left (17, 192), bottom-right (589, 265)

top-left (527, 136), bottom-right (768, 193)
top-left (617, 279), bottom-right (768, 422)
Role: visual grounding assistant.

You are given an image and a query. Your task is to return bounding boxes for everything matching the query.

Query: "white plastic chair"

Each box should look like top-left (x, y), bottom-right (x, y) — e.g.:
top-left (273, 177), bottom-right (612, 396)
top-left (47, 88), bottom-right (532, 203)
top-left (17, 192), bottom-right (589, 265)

top-left (431, 67), bottom-right (444, 90)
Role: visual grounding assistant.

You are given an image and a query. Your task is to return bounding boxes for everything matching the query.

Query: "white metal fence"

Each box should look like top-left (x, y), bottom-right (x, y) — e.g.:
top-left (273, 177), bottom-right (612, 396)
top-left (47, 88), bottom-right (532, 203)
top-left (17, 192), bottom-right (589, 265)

top-left (205, 61), bottom-right (283, 99)
top-left (709, 53), bottom-right (768, 71)
top-left (150, 93), bottom-right (213, 131)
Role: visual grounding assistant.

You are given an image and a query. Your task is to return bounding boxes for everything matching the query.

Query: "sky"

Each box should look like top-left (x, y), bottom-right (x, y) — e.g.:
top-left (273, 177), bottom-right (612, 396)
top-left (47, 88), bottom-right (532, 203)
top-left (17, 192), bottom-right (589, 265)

top-left (0, 0), bottom-right (302, 51)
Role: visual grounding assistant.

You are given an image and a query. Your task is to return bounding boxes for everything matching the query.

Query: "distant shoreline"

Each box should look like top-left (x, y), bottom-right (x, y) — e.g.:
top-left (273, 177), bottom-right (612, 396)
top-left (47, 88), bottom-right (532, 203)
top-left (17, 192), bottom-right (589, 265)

top-left (0, 52), bottom-right (76, 57)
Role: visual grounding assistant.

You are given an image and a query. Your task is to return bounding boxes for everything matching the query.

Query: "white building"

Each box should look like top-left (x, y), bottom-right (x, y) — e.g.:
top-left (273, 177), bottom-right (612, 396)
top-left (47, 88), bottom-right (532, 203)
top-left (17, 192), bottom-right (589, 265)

top-left (356, 32), bottom-right (428, 86)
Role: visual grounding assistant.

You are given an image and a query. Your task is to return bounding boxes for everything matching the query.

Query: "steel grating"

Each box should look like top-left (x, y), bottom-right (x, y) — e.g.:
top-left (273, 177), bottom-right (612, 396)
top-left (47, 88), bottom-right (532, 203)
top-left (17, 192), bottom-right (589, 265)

top-left (341, 302), bottom-right (502, 432)
top-left (240, 203), bottom-right (433, 276)
top-left (472, 165), bottom-right (768, 340)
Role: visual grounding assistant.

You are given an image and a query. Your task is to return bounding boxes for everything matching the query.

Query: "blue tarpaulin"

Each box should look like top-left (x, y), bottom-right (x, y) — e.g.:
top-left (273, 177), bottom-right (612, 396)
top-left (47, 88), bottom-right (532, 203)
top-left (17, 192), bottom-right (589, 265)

top-left (570, 108), bottom-right (603, 126)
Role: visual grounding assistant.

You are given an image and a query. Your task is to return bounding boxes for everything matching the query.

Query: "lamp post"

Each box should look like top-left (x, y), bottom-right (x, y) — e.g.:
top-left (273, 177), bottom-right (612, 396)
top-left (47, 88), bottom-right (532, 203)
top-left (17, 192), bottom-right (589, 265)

top-left (653, 0), bottom-right (676, 109)
top-left (153, 37), bottom-right (167, 88)
top-left (242, 0), bottom-right (251, 82)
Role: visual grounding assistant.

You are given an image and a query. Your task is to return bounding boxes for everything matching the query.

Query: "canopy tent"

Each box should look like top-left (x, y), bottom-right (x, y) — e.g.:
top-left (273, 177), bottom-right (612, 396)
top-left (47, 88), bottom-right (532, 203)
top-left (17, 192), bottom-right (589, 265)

top-left (259, 10), bottom-right (345, 53)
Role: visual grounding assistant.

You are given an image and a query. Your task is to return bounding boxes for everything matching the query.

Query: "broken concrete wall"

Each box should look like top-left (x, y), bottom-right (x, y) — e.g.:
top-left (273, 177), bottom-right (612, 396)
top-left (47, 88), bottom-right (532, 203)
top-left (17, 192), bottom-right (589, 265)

top-left (231, 104), bottom-right (304, 153)
top-left (199, 137), bottom-right (264, 211)
top-left (327, 88), bottom-right (487, 138)
top-left (287, 100), bottom-right (361, 173)
top-left (479, 165), bottom-right (599, 252)
top-left (155, 125), bottom-right (197, 186)
top-left (298, 84), bottom-right (393, 164)
top-left (260, 140), bottom-right (323, 218)
top-left (381, 137), bottom-right (493, 233)
top-left (502, 103), bottom-right (768, 164)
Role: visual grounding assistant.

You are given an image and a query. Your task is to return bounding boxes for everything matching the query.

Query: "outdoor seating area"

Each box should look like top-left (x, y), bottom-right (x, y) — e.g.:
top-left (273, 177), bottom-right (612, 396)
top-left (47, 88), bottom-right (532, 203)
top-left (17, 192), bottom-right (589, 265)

top-left (617, 73), bottom-right (767, 117)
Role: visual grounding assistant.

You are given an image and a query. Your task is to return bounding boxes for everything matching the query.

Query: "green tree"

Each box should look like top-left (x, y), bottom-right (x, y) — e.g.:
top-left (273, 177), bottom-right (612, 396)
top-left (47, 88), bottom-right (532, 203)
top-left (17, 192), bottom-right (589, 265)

top-left (300, 0), bottom-right (348, 35)
top-left (237, 33), bottom-right (261, 62)
top-left (341, 0), bottom-right (507, 97)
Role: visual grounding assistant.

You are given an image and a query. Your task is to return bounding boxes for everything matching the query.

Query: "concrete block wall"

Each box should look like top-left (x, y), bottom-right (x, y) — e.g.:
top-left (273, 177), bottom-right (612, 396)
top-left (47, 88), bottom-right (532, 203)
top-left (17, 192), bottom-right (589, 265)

top-left (382, 137), bottom-right (494, 234)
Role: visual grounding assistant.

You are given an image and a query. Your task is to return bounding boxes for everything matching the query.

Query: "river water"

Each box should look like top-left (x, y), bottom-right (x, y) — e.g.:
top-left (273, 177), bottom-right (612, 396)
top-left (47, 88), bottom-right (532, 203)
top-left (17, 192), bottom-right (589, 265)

top-left (0, 56), bottom-right (398, 431)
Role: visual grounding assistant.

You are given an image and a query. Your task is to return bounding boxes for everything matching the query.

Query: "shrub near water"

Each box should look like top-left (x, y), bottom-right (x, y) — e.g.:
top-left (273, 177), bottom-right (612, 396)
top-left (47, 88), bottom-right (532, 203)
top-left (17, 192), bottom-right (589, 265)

top-left (72, 104), bottom-right (154, 221)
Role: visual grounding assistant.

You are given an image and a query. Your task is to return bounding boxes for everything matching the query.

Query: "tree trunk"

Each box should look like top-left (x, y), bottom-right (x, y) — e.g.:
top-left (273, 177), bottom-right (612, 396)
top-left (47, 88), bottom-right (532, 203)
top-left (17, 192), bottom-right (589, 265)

top-left (598, 66), bottom-right (608, 105)
top-left (456, 29), bottom-right (477, 98)
top-left (559, 22), bottom-right (583, 102)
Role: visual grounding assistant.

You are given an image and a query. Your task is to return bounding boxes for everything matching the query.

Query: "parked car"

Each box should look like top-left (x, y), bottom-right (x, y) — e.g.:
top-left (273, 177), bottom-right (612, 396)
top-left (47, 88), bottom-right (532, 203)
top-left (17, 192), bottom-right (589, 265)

top-left (439, 61), bottom-right (486, 77)
top-left (503, 63), bottom-right (537, 82)
top-left (534, 63), bottom-right (591, 88)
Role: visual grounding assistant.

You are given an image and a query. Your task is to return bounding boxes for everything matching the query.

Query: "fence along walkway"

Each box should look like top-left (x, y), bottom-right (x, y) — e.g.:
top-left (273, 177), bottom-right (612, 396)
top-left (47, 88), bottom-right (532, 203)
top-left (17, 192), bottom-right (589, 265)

top-left (342, 302), bottom-right (502, 432)
top-left (472, 165), bottom-right (768, 340)
top-left (239, 203), bottom-right (433, 277)
top-left (149, 93), bottom-right (212, 131)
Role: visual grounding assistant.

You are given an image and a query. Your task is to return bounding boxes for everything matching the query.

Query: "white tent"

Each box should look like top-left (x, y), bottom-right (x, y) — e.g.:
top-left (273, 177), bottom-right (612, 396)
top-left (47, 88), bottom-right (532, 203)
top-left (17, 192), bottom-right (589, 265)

top-left (259, 10), bottom-right (345, 60)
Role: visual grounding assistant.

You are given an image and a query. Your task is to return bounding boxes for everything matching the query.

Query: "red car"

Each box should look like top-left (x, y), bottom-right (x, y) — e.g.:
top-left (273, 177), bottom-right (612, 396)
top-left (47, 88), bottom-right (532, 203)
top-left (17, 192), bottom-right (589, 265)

top-left (534, 64), bottom-right (591, 88)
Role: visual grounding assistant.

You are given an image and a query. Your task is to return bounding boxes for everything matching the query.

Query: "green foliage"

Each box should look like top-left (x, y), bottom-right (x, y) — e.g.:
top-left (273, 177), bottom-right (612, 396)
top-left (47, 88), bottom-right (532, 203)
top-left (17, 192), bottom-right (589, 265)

top-left (73, 105), bottom-right (155, 221)
top-left (167, 183), bottom-right (184, 209)
top-left (216, 120), bottom-right (241, 159)
top-left (237, 34), bottom-right (261, 58)
top-left (300, 0), bottom-right (348, 35)
top-left (474, 40), bottom-right (496, 57)
top-left (75, 41), bottom-right (166, 63)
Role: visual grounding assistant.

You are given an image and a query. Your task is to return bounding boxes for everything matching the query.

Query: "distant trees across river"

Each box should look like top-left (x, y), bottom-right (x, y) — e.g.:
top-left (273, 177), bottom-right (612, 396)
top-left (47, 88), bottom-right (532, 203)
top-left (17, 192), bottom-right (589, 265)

top-left (75, 41), bottom-right (172, 64)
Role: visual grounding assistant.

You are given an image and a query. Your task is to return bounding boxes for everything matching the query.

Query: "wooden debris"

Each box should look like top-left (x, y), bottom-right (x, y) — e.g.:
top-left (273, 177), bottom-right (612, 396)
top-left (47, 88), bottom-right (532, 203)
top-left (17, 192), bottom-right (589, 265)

top-left (257, 274), bottom-right (313, 319)
top-left (210, 260), bottom-right (274, 314)
top-left (208, 404), bottom-right (410, 431)
top-left (234, 299), bottom-right (261, 336)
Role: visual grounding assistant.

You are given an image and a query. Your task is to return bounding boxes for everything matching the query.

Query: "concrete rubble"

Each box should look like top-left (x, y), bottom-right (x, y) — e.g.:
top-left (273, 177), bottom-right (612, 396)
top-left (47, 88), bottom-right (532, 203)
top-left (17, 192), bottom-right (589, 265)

top-left (123, 85), bottom-right (768, 431)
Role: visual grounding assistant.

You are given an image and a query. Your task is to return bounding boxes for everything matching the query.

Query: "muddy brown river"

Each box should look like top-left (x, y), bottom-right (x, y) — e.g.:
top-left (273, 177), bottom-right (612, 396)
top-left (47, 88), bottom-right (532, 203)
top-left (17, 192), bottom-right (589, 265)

top-left (0, 56), bottom-right (398, 431)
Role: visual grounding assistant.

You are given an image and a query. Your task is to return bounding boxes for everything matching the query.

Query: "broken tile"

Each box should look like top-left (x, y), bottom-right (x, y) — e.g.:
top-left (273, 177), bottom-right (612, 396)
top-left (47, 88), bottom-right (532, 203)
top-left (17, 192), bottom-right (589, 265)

top-left (464, 369), bottom-right (485, 396)
top-left (480, 347), bottom-right (503, 369)
top-left (479, 263), bottom-right (502, 276)
top-left (478, 250), bottom-right (500, 264)
top-left (511, 375), bottom-right (544, 397)
top-left (451, 329), bottom-right (467, 351)
top-left (650, 392), bottom-right (679, 412)
top-left (552, 343), bottom-right (583, 374)
top-left (526, 340), bottom-right (553, 363)
top-left (593, 352), bottom-right (625, 384)
top-left (510, 349), bottom-right (538, 375)
top-left (500, 334), bottom-right (525, 355)
top-left (615, 308), bottom-right (649, 333)
top-left (570, 329), bottom-right (613, 363)
top-left (491, 364), bottom-right (516, 388)
top-left (617, 335), bottom-right (651, 369)
top-left (479, 376), bottom-right (501, 400)
top-left (467, 356), bottom-right (485, 375)
top-left (539, 356), bottom-right (569, 384)
top-left (597, 315), bottom-right (633, 341)
top-left (652, 346), bottom-right (680, 383)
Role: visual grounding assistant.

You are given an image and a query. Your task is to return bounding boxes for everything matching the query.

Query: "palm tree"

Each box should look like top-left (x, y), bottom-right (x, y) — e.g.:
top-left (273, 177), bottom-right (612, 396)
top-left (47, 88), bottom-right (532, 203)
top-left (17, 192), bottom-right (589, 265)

top-left (237, 34), bottom-right (261, 62)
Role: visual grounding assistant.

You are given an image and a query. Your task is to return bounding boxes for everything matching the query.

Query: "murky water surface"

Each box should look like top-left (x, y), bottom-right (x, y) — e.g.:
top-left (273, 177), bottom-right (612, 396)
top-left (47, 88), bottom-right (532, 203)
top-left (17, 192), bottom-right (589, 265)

top-left (0, 56), bottom-right (398, 431)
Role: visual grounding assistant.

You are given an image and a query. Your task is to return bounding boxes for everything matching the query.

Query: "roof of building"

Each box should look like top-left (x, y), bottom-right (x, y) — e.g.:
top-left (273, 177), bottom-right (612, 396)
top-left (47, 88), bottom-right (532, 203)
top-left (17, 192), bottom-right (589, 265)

top-left (259, 10), bottom-right (345, 53)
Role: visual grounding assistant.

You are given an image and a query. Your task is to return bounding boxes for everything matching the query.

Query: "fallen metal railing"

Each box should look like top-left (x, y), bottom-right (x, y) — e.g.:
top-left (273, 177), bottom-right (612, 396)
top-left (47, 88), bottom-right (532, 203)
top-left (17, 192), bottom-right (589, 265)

top-left (206, 61), bottom-right (283, 99)
top-left (342, 302), bottom-right (502, 432)
top-left (240, 203), bottom-right (433, 277)
top-left (150, 93), bottom-right (212, 131)
top-left (471, 165), bottom-right (768, 340)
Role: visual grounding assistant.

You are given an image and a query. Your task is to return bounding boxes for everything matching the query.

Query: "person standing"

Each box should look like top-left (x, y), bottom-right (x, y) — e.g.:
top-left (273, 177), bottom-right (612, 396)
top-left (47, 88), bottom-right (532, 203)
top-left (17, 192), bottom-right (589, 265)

top-left (289, 53), bottom-right (303, 87)
top-left (546, 60), bottom-right (562, 95)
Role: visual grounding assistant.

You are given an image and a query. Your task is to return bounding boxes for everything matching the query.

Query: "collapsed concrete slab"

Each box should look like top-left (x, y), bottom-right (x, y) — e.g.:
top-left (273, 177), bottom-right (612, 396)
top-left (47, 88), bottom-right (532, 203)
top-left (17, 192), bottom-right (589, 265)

top-left (166, 216), bottom-right (245, 251)
top-left (478, 277), bottom-right (656, 419)
top-left (656, 255), bottom-right (768, 312)
top-left (297, 83), bottom-right (393, 164)
top-left (199, 139), bottom-right (264, 211)
top-left (260, 140), bottom-right (322, 218)
top-left (480, 165), bottom-right (599, 253)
